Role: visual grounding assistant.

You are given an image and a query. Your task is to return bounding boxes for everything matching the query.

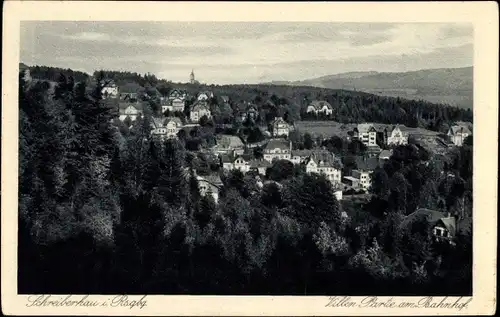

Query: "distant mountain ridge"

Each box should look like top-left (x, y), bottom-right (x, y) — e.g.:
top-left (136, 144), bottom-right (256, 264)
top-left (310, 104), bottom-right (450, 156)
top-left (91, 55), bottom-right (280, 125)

top-left (265, 67), bottom-right (473, 109)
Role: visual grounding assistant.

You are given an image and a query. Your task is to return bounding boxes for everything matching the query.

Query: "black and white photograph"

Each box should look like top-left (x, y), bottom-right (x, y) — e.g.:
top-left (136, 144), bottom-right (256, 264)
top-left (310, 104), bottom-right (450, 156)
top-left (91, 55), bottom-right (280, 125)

top-left (2, 1), bottom-right (498, 315)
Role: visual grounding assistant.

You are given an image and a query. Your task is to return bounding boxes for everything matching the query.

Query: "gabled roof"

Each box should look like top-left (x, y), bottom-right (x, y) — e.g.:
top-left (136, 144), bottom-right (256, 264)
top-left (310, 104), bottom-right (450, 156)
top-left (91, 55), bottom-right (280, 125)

top-left (388, 124), bottom-right (409, 134)
top-left (120, 92), bottom-right (138, 100)
top-left (399, 208), bottom-right (446, 230)
top-left (198, 173), bottom-right (223, 187)
top-left (164, 116), bottom-right (183, 126)
top-left (449, 125), bottom-right (472, 135)
top-left (272, 117), bottom-right (289, 125)
top-left (198, 91), bottom-right (213, 97)
top-left (151, 117), bottom-right (165, 128)
top-left (264, 138), bottom-right (290, 151)
top-left (216, 134), bottom-right (244, 148)
top-left (438, 217), bottom-right (457, 237)
top-left (234, 154), bottom-right (254, 162)
top-left (309, 100), bottom-right (332, 110)
top-left (169, 89), bottom-right (185, 96)
top-left (304, 151), bottom-right (342, 169)
top-left (191, 100), bottom-right (210, 112)
top-left (118, 102), bottom-right (144, 111)
top-left (170, 97), bottom-right (185, 102)
top-left (249, 159), bottom-right (272, 168)
top-left (356, 123), bottom-right (378, 134)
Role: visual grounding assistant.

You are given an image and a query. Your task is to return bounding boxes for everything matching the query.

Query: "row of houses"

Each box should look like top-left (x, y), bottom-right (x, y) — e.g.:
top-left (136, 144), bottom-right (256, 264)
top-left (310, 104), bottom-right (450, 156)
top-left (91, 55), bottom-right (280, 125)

top-left (215, 137), bottom-right (376, 194)
top-left (350, 122), bottom-right (471, 147)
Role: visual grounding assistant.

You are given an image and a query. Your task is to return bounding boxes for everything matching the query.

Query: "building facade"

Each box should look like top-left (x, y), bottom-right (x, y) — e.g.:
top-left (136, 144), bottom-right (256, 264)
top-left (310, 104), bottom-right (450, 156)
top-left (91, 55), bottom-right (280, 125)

top-left (447, 125), bottom-right (471, 146)
top-left (190, 101), bottom-right (212, 122)
top-left (353, 123), bottom-right (378, 147)
top-left (118, 102), bottom-right (143, 122)
top-left (263, 139), bottom-right (292, 162)
top-left (271, 117), bottom-right (290, 137)
top-left (102, 81), bottom-right (119, 99)
top-left (386, 125), bottom-right (408, 145)
top-left (304, 155), bottom-right (342, 185)
top-left (306, 100), bottom-right (333, 115)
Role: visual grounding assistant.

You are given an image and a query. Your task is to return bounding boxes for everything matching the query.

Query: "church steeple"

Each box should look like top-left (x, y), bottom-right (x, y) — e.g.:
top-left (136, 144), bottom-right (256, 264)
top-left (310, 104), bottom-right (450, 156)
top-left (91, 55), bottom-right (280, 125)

top-left (190, 69), bottom-right (195, 84)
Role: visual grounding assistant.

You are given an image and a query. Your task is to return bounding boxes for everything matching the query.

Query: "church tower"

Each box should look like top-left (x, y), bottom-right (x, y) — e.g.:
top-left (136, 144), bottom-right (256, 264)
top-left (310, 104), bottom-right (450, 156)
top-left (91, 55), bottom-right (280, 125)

top-left (190, 69), bottom-right (195, 84)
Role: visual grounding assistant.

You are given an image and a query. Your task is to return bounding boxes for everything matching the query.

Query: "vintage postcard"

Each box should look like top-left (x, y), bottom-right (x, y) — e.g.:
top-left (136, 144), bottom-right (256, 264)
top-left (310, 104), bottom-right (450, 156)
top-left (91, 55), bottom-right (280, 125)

top-left (2, 1), bottom-right (498, 316)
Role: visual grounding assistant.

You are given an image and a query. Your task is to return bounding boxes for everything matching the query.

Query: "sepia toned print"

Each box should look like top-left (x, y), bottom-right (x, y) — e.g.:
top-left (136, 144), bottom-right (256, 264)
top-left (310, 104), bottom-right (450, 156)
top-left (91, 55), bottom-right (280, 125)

top-left (2, 1), bottom-right (498, 316)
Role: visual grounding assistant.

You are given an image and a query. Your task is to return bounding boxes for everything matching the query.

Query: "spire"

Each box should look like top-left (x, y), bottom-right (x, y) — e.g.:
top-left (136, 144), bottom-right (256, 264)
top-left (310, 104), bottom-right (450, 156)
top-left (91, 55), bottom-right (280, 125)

top-left (190, 69), bottom-right (195, 84)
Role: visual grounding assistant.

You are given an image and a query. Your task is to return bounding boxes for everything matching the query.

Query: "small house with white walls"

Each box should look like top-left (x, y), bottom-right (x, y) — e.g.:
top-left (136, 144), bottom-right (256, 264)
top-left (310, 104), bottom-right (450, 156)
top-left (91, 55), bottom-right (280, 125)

top-left (385, 125), bottom-right (408, 146)
top-left (118, 102), bottom-right (144, 122)
top-left (447, 125), bottom-right (471, 146)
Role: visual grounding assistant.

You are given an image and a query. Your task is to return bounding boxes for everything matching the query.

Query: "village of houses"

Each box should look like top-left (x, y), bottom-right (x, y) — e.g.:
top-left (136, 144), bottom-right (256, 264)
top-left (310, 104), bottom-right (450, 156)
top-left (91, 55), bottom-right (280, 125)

top-left (102, 71), bottom-right (472, 233)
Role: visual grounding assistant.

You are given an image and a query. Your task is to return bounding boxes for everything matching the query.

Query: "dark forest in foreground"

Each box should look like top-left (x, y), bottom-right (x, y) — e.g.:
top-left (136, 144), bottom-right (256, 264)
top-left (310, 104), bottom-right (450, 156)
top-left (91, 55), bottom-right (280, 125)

top-left (18, 71), bottom-right (472, 295)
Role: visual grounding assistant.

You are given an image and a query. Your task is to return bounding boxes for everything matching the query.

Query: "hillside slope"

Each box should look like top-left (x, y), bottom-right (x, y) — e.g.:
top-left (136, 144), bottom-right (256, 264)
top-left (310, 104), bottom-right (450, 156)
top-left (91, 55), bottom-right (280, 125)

top-left (266, 67), bottom-right (473, 109)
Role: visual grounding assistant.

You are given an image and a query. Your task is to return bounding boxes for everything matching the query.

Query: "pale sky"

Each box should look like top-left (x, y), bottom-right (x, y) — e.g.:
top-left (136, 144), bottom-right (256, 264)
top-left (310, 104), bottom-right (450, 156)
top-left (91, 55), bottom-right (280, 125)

top-left (20, 22), bottom-right (473, 84)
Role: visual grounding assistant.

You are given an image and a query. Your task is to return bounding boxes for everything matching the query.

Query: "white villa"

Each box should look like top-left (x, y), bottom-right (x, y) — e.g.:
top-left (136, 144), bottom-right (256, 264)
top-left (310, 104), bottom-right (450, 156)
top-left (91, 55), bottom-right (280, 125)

top-left (306, 100), bottom-right (333, 115)
top-left (190, 101), bottom-right (211, 123)
top-left (447, 125), bottom-right (471, 146)
top-left (263, 139), bottom-right (292, 162)
top-left (196, 174), bottom-right (223, 204)
top-left (118, 102), bottom-right (143, 122)
top-left (385, 125), bottom-right (409, 146)
top-left (101, 81), bottom-right (119, 99)
top-left (353, 123), bottom-right (378, 147)
top-left (197, 91), bottom-right (214, 101)
top-left (271, 117), bottom-right (290, 137)
top-left (303, 152), bottom-right (343, 185)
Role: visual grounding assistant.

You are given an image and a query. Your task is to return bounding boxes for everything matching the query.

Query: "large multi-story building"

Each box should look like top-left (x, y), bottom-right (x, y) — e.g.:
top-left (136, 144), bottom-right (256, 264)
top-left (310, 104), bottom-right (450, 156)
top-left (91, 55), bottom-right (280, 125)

top-left (271, 117), bottom-right (290, 137)
top-left (263, 139), bottom-right (292, 162)
top-left (190, 101), bottom-right (211, 122)
top-left (353, 123), bottom-right (378, 146)
top-left (303, 152), bottom-right (342, 185)
top-left (306, 100), bottom-right (333, 116)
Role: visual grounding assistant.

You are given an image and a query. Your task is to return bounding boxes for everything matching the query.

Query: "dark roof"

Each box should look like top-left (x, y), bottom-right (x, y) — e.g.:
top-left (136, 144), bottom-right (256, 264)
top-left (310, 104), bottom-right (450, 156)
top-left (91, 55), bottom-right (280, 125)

top-left (118, 102), bottom-right (144, 111)
top-left (309, 100), bottom-right (332, 110)
top-left (264, 138), bottom-right (290, 151)
top-left (272, 117), bottom-right (289, 125)
top-left (220, 153), bottom-right (234, 163)
top-left (198, 173), bottom-right (223, 187)
top-left (449, 125), bottom-right (472, 135)
top-left (191, 100), bottom-right (209, 112)
top-left (399, 208), bottom-right (446, 230)
top-left (164, 117), bottom-right (183, 126)
top-left (216, 134), bottom-right (245, 148)
top-left (120, 92), bottom-right (138, 100)
top-left (354, 156), bottom-right (380, 171)
top-left (304, 151), bottom-right (342, 169)
top-left (235, 154), bottom-right (254, 162)
top-left (249, 159), bottom-right (272, 168)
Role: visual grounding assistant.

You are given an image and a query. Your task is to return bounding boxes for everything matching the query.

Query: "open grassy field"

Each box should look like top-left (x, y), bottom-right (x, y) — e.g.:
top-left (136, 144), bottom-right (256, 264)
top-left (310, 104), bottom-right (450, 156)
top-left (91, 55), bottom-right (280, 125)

top-left (293, 121), bottom-right (440, 138)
